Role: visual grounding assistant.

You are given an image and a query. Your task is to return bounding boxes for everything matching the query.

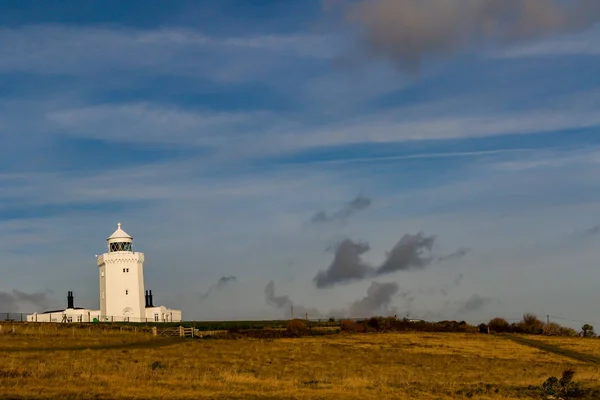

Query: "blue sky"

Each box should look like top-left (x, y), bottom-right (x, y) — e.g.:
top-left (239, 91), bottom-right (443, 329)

top-left (2, 0), bottom-right (600, 328)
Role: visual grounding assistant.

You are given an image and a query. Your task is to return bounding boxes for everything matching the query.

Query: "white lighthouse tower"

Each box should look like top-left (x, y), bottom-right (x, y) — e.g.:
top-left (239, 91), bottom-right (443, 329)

top-left (26, 223), bottom-right (182, 323)
top-left (96, 223), bottom-right (146, 321)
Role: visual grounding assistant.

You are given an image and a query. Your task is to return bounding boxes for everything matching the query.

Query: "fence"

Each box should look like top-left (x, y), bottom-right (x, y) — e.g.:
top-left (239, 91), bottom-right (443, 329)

top-left (2, 311), bottom-right (182, 324)
top-left (1, 312), bottom-right (26, 322)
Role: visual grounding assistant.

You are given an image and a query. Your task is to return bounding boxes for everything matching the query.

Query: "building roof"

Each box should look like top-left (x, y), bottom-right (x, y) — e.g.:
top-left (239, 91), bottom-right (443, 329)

top-left (107, 222), bottom-right (133, 241)
top-left (41, 307), bottom-right (87, 314)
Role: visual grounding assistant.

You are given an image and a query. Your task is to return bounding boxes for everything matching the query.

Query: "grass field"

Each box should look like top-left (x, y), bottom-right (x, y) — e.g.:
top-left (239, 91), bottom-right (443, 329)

top-left (1, 325), bottom-right (600, 399)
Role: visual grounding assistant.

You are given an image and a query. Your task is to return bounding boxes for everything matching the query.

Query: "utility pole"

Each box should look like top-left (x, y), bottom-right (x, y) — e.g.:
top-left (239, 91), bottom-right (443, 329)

top-left (547, 315), bottom-right (550, 325)
top-left (290, 304), bottom-right (293, 320)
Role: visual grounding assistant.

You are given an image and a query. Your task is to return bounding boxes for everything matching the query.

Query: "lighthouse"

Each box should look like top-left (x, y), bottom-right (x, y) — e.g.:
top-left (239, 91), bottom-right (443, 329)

top-left (27, 223), bottom-right (182, 323)
top-left (97, 223), bottom-right (146, 321)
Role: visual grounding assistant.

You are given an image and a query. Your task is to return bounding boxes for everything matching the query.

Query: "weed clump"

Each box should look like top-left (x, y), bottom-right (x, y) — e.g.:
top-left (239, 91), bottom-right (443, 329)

top-left (541, 369), bottom-right (585, 399)
top-left (150, 361), bottom-right (165, 371)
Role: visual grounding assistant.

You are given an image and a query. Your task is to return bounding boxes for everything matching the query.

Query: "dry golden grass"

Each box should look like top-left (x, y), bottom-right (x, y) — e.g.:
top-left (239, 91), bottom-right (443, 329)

top-left (528, 334), bottom-right (600, 358)
top-left (1, 326), bottom-right (600, 399)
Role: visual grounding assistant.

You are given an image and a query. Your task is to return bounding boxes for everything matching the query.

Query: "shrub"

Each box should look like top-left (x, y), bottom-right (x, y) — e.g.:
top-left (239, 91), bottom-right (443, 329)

top-left (367, 317), bottom-right (380, 331)
top-left (519, 313), bottom-right (545, 334)
top-left (560, 327), bottom-right (578, 337)
top-left (287, 319), bottom-right (308, 336)
top-left (340, 319), bottom-right (365, 333)
top-left (541, 369), bottom-right (584, 399)
top-left (543, 322), bottom-right (564, 336)
top-left (488, 317), bottom-right (510, 333)
top-left (581, 324), bottom-right (596, 338)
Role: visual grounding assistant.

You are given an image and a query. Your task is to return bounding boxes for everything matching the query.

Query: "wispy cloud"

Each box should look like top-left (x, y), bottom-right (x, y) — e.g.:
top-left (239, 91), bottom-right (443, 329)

top-left (310, 194), bottom-right (372, 224)
top-left (0, 25), bottom-right (337, 79)
top-left (492, 26), bottom-right (600, 58)
top-left (39, 99), bottom-right (600, 162)
top-left (200, 276), bottom-right (238, 302)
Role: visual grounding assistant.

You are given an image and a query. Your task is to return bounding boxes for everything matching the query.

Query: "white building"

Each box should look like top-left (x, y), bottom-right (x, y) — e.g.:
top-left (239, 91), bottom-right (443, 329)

top-left (27, 223), bottom-right (182, 323)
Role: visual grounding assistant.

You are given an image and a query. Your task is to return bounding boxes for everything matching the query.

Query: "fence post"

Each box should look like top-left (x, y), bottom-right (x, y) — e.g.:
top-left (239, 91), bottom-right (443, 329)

top-left (152, 327), bottom-right (157, 337)
top-left (179, 326), bottom-right (184, 337)
top-left (0, 325), bottom-right (3, 334)
top-left (11, 325), bottom-right (15, 334)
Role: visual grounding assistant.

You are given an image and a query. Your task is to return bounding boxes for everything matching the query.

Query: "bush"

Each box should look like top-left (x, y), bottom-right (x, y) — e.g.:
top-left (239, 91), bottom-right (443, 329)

top-left (543, 322), bottom-right (564, 336)
top-left (581, 324), bottom-right (596, 338)
top-left (542, 322), bottom-right (578, 337)
top-left (287, 319), bottom-right (308, 336)
top-left (340, 319), bottom-right (365, 333)
top-left (367, 317), bottom-right (380, 331)
top-left (519, 313), bottom-right (545, 334)
top-left (560, 327), bottom-right (578, 337)
top-left (488, 317), bottom-right (510, 333)
top-left (541, 369), bottom-right (584, 399)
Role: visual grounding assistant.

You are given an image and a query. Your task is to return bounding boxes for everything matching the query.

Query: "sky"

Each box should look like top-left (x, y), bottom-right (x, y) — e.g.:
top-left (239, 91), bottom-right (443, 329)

top-left (2, 0), bottom-right (600, 329)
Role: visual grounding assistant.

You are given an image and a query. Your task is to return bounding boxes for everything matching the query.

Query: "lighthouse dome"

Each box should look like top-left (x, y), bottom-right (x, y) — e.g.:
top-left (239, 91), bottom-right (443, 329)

top-left (107, 223), bottom-right (133, 252)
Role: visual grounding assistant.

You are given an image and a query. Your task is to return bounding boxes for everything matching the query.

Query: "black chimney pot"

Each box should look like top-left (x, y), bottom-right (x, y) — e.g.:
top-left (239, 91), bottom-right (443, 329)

top-left (149, 290), bottom-right (154, 307)
top-left (67, 291), bottom-right (74, 309)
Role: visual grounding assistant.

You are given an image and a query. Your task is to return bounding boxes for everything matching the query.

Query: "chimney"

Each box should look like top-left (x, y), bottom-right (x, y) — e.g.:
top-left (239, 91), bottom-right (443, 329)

top-left (67, 291), bottom-right (74, 309)
top-left (149, 290), bottom-right (154, 307)
top-left (144, 290), bottom-right (149, 308)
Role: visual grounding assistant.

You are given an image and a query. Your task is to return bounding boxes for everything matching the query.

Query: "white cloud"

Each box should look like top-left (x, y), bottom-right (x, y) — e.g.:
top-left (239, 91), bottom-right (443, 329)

top-left (40, 98), bottom-right (600, 161)
top-left (0, 25), bottom-right (338, 81)
top-left (491, 25), bottom-right (600, 58)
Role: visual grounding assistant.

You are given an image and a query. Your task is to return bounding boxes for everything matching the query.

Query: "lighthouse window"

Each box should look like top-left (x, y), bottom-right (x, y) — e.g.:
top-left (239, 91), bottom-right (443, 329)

top-left (110, 242), bottom-right (132, 252)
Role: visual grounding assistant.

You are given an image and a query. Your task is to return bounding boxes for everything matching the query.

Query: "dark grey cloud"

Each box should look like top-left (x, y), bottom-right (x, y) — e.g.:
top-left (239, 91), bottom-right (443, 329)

top-left (314, 239), bottom-right (375, 288)
top-left (217, 276), bottom-right (237, 287)
top-left (454, 273), bottom-right (464, 286)
top-left (264, 280), bottom-right (292, 309)
top-left (314, 233), bottom-right (436, 288)
top-left (438, 247), bottom-right (469, 263)
top-left (397, 290), bottom-right (415, 312)
top-left (265, 280), bottom-right (398, 319)
top-left (577, 225), bottom-right (600, 238)
top-left (330, 0), bottom-right (600, 72)
top-left (200, 276), bottom-right (238, 302)
top-left (348, 282), bottom-right (399, 317)
top-left (264, 281), bottom-right (320, 319)
top-left (310, 194), bottom-right (371, 224)
top-left (457, 294), bottom-right (494, 314)
top-left (377, 233), bottom-right (435, 274)
top-left (0, 289), bottom-right (51, 312)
